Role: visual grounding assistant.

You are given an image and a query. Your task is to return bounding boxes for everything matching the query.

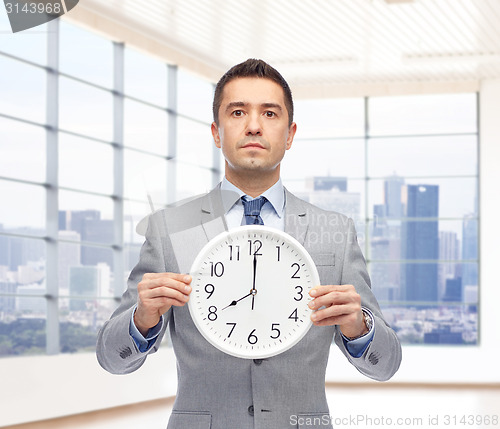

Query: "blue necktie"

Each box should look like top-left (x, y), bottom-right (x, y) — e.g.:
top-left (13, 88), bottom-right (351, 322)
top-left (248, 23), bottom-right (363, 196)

top-left (242, 196), bottom-right (267, 225)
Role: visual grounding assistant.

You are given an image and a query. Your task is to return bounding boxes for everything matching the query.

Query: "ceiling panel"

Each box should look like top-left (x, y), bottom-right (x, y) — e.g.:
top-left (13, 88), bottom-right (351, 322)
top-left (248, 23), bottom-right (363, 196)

top-left (66, 0), bottom-right (500, 96)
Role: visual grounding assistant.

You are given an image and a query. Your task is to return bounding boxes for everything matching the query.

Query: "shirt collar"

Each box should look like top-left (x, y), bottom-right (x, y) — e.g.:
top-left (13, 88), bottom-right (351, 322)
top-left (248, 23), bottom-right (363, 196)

top-left (221, 177), bottom-right (285, 219)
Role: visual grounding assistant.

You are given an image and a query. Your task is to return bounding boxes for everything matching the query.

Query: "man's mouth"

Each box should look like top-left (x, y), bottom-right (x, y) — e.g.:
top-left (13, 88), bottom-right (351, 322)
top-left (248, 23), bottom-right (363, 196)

top-left (242, 142), bottom-right (265, 149)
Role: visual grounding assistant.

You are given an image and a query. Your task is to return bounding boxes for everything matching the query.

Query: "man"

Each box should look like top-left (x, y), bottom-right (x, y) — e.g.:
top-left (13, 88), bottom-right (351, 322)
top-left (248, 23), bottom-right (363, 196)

top-left (97, 59), bottom-right (402, 429)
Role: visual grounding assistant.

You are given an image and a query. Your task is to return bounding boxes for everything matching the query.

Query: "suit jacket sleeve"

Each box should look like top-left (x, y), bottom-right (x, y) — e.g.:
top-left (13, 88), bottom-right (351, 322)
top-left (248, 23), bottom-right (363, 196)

top-left (333, 218), bottom-right (402, 381)
top-left (96, 211), bottom-right (172, 375)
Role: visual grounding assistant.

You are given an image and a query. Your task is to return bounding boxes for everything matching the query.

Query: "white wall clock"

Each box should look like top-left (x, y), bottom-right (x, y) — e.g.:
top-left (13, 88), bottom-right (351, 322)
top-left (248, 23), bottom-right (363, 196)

top-left (188, 225), bottom-right (320, 359)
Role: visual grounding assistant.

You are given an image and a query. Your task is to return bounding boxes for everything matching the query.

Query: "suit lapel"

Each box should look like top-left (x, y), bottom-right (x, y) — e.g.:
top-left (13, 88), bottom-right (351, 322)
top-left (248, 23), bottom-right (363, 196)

top-left (200, 184), bottom-right (229, 242)
top-left (284, 189), bottom-right (309, 247)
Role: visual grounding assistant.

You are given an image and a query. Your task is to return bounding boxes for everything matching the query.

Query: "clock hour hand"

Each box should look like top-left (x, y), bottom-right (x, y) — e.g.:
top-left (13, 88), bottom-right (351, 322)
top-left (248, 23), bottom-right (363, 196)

top-left (221, 290), bottom-right (253, 310)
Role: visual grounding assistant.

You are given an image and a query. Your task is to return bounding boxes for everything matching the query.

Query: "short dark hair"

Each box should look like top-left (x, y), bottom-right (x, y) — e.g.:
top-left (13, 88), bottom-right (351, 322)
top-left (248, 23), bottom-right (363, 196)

top-left (212, 58), bottom-right (294, 126)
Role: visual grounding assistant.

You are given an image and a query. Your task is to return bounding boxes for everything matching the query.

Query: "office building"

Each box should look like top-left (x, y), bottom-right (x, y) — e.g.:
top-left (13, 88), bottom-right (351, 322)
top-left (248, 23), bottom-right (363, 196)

top-left (462, 214), bottom-right (478, 290)
top-left (401, 184), bottom-right (439, 302)
top-left (438, 230), bottom-right (460, 299)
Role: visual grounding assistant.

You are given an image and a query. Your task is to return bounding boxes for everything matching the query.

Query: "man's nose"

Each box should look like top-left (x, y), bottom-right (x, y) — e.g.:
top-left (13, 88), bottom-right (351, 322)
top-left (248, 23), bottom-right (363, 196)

top-left (245, 113), bottom-right (262, 136)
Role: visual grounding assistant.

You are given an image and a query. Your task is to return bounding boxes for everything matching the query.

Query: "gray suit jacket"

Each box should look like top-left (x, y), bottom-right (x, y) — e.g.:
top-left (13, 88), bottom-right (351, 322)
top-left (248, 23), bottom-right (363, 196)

top-left (96, 185), bottom-right (402, 429)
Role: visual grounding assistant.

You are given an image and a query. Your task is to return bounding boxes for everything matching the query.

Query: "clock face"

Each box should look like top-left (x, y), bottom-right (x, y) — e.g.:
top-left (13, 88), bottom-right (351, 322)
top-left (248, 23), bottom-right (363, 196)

top-left (188, 225), bottom-right (320, 359)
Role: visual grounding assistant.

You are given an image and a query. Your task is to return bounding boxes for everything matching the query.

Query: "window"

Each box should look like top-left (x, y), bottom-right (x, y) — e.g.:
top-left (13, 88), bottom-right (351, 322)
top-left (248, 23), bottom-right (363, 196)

top-left (124, 47), bottom-right (168, 107)
top-left (0, 18), bottom-right (479, 356)
top-left (0, 21), bottom-right (218, 357)
top-left (284, 94), bottom-right (479, 345)
top-left (0, 55), bottom-right (46, 123)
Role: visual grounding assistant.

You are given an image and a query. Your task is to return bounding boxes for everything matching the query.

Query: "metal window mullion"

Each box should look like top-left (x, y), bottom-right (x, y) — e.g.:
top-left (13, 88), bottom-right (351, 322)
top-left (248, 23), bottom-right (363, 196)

top-left (212, 145), bottom-right (221, 188)
top-left (45, 19), bottom-right (60, 355)
top-left (364, 97), bottom-right (370, 261)
top-left (167, 64), bottom-right (178, 204)
top-left (113, 42), bottom-right (125, 298)
top-left (211, 83), bottom-right (220, 188)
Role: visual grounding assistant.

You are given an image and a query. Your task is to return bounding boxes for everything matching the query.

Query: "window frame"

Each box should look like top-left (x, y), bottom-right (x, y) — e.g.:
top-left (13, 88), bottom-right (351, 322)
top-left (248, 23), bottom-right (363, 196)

top-left (0, 20), bottom-right (220, 357)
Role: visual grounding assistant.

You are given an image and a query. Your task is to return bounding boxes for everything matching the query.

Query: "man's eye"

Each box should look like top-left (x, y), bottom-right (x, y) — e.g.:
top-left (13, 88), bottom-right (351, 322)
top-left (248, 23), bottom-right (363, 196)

top-left (265, 111), bottom-right (276, 118)
top-left (233, 110), bottom-right (243, 117)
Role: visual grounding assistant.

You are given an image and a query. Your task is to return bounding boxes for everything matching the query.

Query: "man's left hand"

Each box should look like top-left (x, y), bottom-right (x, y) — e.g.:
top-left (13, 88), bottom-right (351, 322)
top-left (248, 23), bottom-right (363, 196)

top-left (308, 285), bottom-right (368, 338)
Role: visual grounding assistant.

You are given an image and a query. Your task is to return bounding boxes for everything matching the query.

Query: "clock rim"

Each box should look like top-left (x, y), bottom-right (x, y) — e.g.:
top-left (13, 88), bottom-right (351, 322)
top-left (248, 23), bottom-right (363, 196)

top-left (188, 225), bottom-right (320, 359)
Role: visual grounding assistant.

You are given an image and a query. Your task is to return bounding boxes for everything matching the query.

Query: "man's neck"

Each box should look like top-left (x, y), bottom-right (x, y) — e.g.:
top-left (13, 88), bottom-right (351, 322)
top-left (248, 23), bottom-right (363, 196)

top-left (225, 170), bottom-right (280, 198)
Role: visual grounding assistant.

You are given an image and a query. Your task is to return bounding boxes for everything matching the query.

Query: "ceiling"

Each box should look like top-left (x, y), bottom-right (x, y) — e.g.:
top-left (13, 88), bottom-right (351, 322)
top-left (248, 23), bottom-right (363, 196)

top-left (66, 0), bottom-right (500, 97)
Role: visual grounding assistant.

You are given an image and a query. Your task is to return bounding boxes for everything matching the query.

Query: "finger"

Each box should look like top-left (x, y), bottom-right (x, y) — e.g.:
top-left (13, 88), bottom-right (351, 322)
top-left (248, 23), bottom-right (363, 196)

top-left (138, 297), bottom-right (186, 313)
top-left (311, 315), bottom-right (353, 327)
top-left (137, 292), bottom-right (190, 316)
top-left (169, 297), bottom-right (190, 307)
top-left (310, 302), bottom-right (354, 321)
top-left (309, 285), bottom-right (331, 298)
top-left (309, 284), bottom-right (352, 298)
top-left (309, 288), bottom-right (360, 310)
top-left (145, 295), bottom-right (189, 309)
top-left (139, 275), bottom-right (192, 294)
top-left (143, 272), bottom-right (192, 285)
top-left (308, 293), bottom-right (352, 310)
top-left (311, 309), bottom-right (360, 327)
top-left (141, 285), bottom-right (191, 303)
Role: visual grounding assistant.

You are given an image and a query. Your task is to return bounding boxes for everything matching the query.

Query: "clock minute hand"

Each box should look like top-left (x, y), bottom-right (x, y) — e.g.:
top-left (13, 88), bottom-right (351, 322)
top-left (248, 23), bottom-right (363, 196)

top-left (251, 254), bottom-right (257, 310)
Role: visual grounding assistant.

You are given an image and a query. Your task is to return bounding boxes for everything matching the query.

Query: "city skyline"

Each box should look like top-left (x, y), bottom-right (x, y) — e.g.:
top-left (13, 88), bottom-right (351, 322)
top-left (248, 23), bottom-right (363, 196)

top-left (0, 174), bottom-right (479, 348)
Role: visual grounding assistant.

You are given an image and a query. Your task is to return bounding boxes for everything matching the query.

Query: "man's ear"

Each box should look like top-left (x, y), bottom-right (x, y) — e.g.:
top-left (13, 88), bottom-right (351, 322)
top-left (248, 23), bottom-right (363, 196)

top-left (286, 122), bottom-right (297, 150)
top-left (211, 122), bottom-right (221, 148)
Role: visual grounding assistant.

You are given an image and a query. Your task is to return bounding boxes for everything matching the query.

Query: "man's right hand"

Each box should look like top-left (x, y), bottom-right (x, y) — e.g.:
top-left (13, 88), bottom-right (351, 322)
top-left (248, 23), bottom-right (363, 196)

top-left (134, 273), bottom-right (192, 336)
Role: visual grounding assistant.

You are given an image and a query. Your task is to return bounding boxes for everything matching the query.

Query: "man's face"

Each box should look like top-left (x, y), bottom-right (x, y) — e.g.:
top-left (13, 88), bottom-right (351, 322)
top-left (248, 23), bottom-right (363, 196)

top-left (211, 77), bottom-right (296, 178)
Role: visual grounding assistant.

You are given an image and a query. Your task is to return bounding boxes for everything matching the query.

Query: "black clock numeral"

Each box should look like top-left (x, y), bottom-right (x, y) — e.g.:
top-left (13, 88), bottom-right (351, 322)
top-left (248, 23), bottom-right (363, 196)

top-left (276, 245), bottom-right (281, 262)
top-left (248, 239), bottom-right (263, 256)
top-left (247, 329), bottom-right (258, 344)
top-left (205, 283), bottom-right (215, 299)
top-left (291, 263), bottom-right (301, 279)
top-left (229, 245), bottom-right (240, 261)
top-left (288, 308), bottom-right (299, 322)
top-left (210, 262), bottom-right (224, 277)
top-left (294, 286), bottom-right (303, 301)
top-left (226, 322), bottom-right (236, 338)
top-left (208, 306), bottom-right (218, 321)
top-left (270, 323), bottom-right (281, 339)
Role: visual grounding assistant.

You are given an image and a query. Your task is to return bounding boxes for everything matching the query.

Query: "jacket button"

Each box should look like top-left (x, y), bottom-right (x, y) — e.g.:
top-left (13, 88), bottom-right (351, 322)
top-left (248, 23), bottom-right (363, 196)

top-left (253, 359), bottom-right (263, 365)
top-left (248, 405), bottom-right (254, 416)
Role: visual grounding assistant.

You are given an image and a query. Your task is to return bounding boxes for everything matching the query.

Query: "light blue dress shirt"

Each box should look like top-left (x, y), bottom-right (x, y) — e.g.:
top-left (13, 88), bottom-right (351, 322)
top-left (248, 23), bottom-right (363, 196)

top-left (221, 176), bottom-right (285, 230)
top-left (130, 177), bottom-right (374, 357)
